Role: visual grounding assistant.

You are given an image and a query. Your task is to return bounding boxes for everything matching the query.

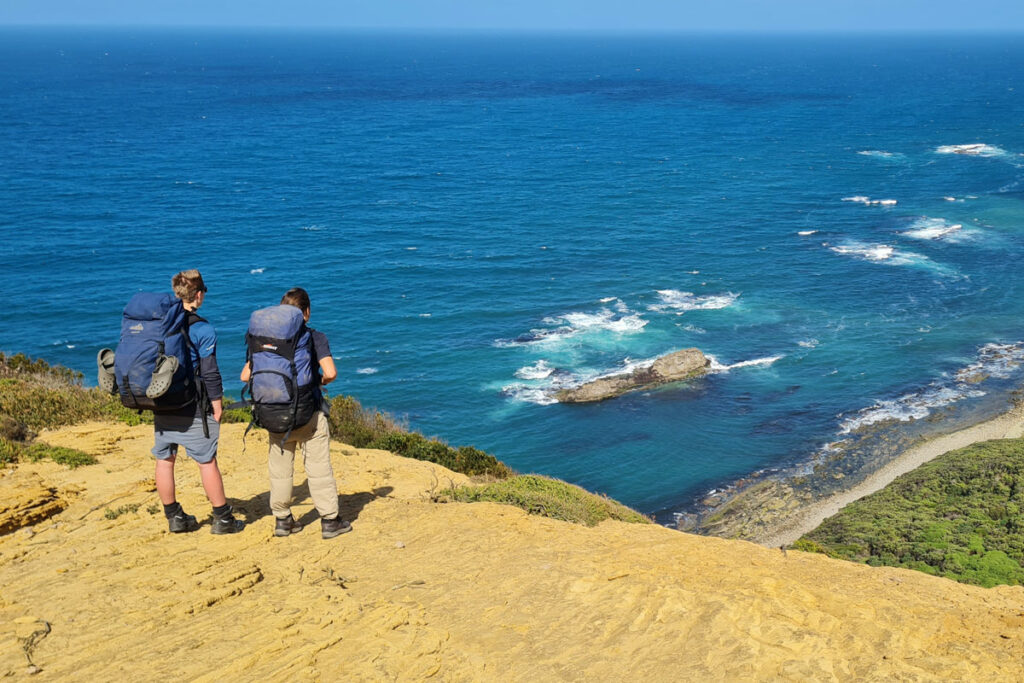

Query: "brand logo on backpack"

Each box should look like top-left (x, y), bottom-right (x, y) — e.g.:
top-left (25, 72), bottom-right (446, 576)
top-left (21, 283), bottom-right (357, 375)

top-left (129, 323), bottom-right (144, 333)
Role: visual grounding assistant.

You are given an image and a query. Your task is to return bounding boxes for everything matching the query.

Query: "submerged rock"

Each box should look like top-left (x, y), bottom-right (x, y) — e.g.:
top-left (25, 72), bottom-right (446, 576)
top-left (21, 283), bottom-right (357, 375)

top-left (556, 348), bottom-right (709, 403)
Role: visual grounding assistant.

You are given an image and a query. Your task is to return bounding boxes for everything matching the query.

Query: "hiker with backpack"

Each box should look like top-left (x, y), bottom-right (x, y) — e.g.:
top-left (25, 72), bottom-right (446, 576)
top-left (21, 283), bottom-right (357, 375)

top-left (97, 269), bottom-right (244, 535)
top-left (240, 287), bottom-right (350, 539)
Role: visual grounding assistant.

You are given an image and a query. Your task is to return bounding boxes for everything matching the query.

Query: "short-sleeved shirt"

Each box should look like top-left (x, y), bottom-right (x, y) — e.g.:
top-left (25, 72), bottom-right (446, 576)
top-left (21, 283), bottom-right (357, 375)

top-left (161, 314), bottom-right (222, 418)
top-left (309, 328), bottom-right (332, 415)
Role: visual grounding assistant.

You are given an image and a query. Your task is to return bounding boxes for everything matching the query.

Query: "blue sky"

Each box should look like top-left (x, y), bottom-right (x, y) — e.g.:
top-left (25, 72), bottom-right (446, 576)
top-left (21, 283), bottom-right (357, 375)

top-left (2, 0), bottom-right (1023, 32)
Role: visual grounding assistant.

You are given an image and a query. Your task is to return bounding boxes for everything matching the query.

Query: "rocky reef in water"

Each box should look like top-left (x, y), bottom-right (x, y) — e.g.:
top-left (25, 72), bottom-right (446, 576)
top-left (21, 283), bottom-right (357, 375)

top-left (555, 348), bottom-right (709, 403)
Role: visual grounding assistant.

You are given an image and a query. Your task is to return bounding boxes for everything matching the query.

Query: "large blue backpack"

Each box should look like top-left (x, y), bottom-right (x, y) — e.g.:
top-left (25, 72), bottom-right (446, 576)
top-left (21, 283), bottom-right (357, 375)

top-left (244, 305), bottom-right (318, 435)
top-left (114, 292), bottom-right (200, 413)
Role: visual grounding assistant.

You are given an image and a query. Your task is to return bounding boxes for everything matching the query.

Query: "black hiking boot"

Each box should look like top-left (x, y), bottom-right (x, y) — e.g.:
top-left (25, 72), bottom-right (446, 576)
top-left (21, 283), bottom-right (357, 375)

top-left (210, 507), bottom-right (245, 535)
top-left (321, 516), bottom-right (352, 539)
top-left (274, 514), bottom-right (303, 537)
top-left (167, 510), bottom-right (198, 534)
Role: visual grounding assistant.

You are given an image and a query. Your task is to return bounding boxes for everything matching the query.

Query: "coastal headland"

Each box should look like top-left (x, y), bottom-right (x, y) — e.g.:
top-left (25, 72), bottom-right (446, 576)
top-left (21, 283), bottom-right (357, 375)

top-left (2, 421), bottom-right (1023, 680)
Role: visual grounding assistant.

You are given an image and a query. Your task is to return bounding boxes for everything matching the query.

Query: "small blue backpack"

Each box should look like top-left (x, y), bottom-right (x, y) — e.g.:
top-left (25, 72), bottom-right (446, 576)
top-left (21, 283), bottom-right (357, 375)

top-left (114, 292), bottom-right (200, 413)
top-left (244, 304), bottom-right (318, 435)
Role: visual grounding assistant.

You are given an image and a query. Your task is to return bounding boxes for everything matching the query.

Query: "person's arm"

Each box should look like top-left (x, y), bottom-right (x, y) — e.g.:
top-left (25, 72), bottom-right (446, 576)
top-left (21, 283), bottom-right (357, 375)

top-left (319, 356), bottom-right (337, 385)
top-left (311, 329), bottom-right (336, 385)
top-left (240, 361), bottom-right (251, 383)
top-left (192, 321), bottom-right (224, 422)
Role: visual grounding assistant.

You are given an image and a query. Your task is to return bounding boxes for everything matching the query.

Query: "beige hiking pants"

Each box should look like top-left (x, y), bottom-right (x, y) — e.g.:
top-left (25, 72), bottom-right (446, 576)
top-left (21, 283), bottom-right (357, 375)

top-left (268, 411), bottom-right (339, 520)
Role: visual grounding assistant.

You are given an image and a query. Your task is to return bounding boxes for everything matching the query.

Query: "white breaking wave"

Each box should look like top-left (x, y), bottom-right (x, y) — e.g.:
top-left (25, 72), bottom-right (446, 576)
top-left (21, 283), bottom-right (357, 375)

top-left (902, 217), bottom-right (964, 241)
top-left (706, 354), bottom-right (784, 372)
top-left (495, 305), bottom-right (648, 348)
top-left (250, 267), bottom-right (265, 274)
top-left (857, 150), bottom-right (904, 160)
top-left (828, 240), bottom-right (959, 277)
top-left (355, 367), bottom-right (378, 375)
top-left (842, 196), bottom-right (898, 206)
top-left (954, 342), bottom-right (1024, 383)
top-left (500, 383), bottom-right (560, 406)
top-left (838, 386), bottom-right (976, 434)
top-left (935, 143), bottom-right (1009, 158)
top-left (837, 342), bottom-right (1024, 435)
top-left (648, 290), bottom-right (739, 314)
top-left (829, 242), bottom-right (895, 261)
top-left (797, 230), bottom-right (818, 236)
top-left (514, 360), bottom-right (555, 380)
top-left (798, 339), bottom-right (820, 348)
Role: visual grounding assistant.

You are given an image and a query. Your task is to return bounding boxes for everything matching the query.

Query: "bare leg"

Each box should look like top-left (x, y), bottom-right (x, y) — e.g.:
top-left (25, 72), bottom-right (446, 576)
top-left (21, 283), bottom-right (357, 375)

top-left (198, 458), bottom-right (227, 507)
top-left (155, 453), bottom-right (177, 505)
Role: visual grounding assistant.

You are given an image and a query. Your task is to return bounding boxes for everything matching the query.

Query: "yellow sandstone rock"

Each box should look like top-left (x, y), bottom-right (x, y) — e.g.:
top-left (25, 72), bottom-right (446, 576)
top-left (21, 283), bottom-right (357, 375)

top-left (0, 421), bottom-right (1022, 680)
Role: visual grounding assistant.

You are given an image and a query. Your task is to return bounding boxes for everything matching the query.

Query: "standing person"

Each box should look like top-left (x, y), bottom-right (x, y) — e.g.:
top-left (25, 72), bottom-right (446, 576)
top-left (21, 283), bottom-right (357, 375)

top-left (241, 287), bottom-right (351, 539)
top-left (153, 270), bottom-right (244, 535)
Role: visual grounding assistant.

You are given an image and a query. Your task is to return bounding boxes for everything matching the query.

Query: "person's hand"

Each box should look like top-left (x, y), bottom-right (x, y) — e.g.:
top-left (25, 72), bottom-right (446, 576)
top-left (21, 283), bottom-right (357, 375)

top-left (212, 400), bottom-right (223, 423)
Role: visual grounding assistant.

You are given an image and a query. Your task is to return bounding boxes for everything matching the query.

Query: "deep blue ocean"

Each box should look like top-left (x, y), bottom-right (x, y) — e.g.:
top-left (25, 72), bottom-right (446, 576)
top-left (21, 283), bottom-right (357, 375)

top-left (3, 29), bottom-right (1024, 521)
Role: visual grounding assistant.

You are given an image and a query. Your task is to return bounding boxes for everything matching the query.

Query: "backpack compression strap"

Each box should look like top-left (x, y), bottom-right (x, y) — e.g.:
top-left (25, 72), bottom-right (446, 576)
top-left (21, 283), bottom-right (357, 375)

top-left (184, 312), bottom-right (210, 439)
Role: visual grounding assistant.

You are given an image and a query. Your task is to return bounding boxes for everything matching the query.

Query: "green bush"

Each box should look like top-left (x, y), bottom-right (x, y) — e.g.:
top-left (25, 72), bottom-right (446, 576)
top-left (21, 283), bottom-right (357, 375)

top-left (0, 353), bottom-right (147, 430)
top-left (220, 406), bottom-right (252, 424)
top-left (799, 438), bottom-right (1024, 587)
top-left (0, 437), bottom-right (20, 467)
top-left (329, 395), bottom-right (513, 479)
top-left (0, 352), bottom-right (83, 385)
top-left (327, 395), bottom-right (407, 447)
top-left (439, 475), bottom-right (650, 527)
top-left (104, 503), bottom-right (141, 520)
top-left (23, 443), bottom-right (97, 469)
top-left (368, 430), bottom-right (512, 479)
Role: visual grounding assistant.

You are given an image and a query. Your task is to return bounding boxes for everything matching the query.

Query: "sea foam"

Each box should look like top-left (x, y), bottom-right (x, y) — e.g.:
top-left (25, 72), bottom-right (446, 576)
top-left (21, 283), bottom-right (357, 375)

top-left (648, 290), bottom-right (739, 314)
top-left (857, 150), bottom-right (904, 160)
top-left (902, 217), bottom-right (964, 241)
top-left (836, 343), bottom-right (1024, 435)
top-left (495, 304), bottom-right (647, 348)
top-left (841, 196), bottom-right (898, 206)
top-left (935, 143), bottom-right (1009, 158)
top-left (706, 355), bottom-right (784, 373)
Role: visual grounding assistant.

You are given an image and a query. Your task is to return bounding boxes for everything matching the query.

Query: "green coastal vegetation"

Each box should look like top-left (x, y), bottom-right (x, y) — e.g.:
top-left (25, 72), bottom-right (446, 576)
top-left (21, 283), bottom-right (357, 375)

top-left (795, 439), bottom-right (1024, 587)
top-left (0, 352), bottom-right (648, 527)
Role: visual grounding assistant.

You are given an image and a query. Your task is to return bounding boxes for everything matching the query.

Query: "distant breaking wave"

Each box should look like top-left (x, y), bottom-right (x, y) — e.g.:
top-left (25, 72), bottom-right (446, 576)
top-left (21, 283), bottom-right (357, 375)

top-left (902, 217), bottom-right (969, 242)
top-left (841, 196), bottom-right (898, 206)
top-left (935, 143), bottom-right (1009, 158)
top-left (857, 150), bottom-right (905, 160)
top-left (494, 302), bottom-right (647, 349)
top-left (827, 240), bottom-right (958, 277)
top-left (836, 342), bottom-right (1024, 435)
top-left (648, 290), bottom-right (739, 314)
top-left (706, 355), bottom-right (784, 372)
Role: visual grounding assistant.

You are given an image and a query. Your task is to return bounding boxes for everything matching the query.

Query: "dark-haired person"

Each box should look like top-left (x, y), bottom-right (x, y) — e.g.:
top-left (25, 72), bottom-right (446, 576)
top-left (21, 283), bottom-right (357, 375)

top-left (240, 287), bottom-right (350, 539)
top-left (154, 269), bottom-right (244, 535)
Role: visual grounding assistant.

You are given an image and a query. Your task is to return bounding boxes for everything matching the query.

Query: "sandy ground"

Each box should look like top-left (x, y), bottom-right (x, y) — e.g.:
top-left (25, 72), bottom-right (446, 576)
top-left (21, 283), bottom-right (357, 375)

top-left (757, 402), bottom-right (1024, 548)
top-left (2, 421), bottom-right (1024, 681)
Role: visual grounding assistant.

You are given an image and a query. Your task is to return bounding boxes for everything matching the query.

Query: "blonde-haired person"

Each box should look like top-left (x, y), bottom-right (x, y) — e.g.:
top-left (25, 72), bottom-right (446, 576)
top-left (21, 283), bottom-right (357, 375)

top-left (154, 269), bottom-right (244, 535)
top-left (241, 287), bottom-right (350, 539)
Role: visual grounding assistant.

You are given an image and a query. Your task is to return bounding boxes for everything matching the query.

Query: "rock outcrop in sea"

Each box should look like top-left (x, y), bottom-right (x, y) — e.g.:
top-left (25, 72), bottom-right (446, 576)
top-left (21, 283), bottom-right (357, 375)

top-left (555, 348), bottom-right (709, 403)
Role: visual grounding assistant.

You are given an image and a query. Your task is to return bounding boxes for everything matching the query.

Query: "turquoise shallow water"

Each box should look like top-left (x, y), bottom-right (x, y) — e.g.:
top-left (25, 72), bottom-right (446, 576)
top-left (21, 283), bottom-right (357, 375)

top-left (3, 29), bottom-right (1024, 520)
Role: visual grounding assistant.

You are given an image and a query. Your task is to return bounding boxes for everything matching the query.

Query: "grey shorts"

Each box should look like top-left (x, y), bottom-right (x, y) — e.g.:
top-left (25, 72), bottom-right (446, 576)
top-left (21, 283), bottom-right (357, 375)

top-left (152, 414), bottom-right (219, 464)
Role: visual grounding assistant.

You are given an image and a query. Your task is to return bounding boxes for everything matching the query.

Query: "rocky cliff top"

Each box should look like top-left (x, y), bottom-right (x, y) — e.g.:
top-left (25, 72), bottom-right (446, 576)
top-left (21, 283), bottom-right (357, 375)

top-left (1, 421), bottom-right (1023, 680)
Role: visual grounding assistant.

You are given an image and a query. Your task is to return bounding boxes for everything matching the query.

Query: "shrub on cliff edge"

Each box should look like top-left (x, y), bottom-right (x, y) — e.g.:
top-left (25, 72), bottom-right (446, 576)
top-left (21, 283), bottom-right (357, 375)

top-left (439, 474), bottom-right (651, 527)
top-left (328, 394), bottom-right (512, 479)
